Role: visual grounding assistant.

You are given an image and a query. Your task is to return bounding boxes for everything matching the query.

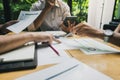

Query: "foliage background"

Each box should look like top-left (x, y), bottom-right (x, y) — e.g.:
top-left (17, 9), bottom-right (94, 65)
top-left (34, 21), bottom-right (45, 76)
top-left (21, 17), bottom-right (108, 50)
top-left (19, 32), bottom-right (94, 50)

top-left (0, 0), bottom-right (89, 24)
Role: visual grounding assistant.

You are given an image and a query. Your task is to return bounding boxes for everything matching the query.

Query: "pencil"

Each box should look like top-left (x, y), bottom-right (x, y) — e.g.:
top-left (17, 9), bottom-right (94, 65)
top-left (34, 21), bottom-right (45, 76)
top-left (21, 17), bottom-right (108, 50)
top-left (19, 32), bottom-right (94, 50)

top-left (49, 44), bottom-right (60, 56)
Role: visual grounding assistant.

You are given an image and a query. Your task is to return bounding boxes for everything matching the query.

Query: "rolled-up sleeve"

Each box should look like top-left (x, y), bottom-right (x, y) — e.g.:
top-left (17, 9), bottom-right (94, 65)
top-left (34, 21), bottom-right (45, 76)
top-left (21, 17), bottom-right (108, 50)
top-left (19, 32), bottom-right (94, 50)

top-left (62, 3), bottom-right (71, 20)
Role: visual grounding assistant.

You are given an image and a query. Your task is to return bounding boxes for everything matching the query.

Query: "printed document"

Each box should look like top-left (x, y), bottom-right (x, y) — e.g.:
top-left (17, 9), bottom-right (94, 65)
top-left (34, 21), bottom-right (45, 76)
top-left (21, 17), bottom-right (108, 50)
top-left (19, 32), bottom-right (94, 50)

top-left (16, 58), bottom-right (112, 80)
top-left (53, 37), bottom-right (120, 55)
top-left (7, 11), bottom-right (41, 33)
top-left (74, 38), bottom-right (120, 54)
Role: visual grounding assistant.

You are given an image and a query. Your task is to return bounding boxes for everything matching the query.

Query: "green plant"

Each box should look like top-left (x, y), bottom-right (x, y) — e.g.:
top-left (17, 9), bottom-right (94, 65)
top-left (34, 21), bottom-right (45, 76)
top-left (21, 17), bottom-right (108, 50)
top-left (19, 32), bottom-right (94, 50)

top-left (10, 0), bottom-right (37, 20)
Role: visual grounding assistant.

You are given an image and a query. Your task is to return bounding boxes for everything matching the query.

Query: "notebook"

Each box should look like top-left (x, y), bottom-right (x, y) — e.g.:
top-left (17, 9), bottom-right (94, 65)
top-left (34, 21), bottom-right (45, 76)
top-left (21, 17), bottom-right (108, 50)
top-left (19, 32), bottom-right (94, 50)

top-left (0, 43), bottom-right (37, 73)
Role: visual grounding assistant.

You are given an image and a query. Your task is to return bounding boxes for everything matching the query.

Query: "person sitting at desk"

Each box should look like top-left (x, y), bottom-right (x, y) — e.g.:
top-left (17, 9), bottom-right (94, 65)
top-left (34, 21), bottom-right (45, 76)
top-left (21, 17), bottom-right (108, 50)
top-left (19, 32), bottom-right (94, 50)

top-left (0, 21), bottom-right (60, 54)
top-left (28, 0), bottom-right (75, 33)
top-left (72, 22), bottom-right (120, 46)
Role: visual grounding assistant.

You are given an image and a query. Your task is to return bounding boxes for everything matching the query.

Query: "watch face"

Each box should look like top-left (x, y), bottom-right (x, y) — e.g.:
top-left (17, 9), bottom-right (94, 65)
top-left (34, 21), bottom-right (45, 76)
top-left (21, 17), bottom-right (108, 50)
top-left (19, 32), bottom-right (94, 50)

top-left (104, 29), bottom-right (113, 36)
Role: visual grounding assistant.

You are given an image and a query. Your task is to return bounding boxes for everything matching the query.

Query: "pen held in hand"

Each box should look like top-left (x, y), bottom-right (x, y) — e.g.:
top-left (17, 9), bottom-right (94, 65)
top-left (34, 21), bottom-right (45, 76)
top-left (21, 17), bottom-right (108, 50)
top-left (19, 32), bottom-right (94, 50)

top-left (49, 45), bottom-right (60, 56)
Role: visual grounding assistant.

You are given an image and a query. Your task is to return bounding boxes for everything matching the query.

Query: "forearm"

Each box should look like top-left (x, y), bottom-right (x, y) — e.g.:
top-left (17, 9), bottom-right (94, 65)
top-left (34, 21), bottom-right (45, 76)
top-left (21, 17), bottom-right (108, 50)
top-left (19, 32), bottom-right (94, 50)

top-left (108, 33), bottom-right (120, 46)
top-left (0, 33), bottom-right (33, 54)
top-left (34, 7), bottom-right (52, 30)
top-left (96, 32), bottom-right (120, 46)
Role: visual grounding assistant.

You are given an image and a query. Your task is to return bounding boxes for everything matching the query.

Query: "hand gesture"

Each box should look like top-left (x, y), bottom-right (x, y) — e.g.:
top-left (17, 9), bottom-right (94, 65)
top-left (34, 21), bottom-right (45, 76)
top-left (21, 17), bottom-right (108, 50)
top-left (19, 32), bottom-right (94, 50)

top-left (45, 0), bottom-right (55, 8)
top-left (60, 20), bottom-right (76, 33)
top-left (31, 32), bottom-right (61, 44)
top-left (72, 22), bottom-right (103, 37)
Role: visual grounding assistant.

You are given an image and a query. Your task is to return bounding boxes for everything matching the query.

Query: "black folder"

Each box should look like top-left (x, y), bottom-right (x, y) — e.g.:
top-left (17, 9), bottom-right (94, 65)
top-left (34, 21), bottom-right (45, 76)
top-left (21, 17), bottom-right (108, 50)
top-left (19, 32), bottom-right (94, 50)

top-left (0, 43), bottom-right (37, 73)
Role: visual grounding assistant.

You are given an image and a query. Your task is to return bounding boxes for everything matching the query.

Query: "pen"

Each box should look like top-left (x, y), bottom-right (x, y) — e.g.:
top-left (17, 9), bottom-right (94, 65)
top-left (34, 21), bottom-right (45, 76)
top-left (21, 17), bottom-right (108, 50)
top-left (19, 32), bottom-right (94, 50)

top-left (64, 32), bottom-right (73, 37)
top-left (49, 44), bottom-right (60, 56)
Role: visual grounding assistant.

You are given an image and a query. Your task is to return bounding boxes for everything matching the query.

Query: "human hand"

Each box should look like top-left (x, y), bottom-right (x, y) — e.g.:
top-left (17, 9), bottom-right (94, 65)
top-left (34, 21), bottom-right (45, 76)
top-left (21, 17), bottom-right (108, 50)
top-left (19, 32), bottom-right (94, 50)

top-left (114, 24), bottom-right (120, 33)
top-left (72, 22), bottom-right (104, 38)
top-left (45, 0), bottom-right (55, 8)
top-left (60, 21), bottom-right (76, 33)
top-left (0, 20), bottom-right (18, 34)
top-left (31, 32), bottom-right (61, 44)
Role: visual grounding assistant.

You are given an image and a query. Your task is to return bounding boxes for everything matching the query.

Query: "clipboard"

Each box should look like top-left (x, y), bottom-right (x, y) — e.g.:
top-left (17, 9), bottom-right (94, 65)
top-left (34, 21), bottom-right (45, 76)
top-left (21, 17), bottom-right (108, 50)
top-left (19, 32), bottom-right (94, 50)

top-left (0, 43), bottom-right (37, 73)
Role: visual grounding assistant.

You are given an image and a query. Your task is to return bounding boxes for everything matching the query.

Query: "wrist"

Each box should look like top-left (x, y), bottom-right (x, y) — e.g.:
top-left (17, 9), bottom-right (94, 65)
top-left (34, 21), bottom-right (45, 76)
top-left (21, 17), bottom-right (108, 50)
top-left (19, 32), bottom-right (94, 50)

top-left (103, 29), bottom-right (114, 42)
top-left (93, 30), bottom-right (104, 39)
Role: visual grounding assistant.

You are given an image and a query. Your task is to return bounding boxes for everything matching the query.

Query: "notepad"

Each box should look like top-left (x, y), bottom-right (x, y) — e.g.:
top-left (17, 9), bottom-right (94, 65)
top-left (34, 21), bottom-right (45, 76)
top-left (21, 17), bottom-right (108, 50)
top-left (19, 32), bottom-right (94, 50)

top-left (0, 43), bottom-right (35, 63)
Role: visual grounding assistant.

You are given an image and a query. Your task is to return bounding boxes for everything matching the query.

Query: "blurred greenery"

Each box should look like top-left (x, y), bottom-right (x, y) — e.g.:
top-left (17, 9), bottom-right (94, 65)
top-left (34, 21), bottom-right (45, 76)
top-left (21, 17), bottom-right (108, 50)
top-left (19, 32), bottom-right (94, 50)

top-left (114, 0), bottom-right (120, 20)
top-left (0, 0), bottom-right (89, 24)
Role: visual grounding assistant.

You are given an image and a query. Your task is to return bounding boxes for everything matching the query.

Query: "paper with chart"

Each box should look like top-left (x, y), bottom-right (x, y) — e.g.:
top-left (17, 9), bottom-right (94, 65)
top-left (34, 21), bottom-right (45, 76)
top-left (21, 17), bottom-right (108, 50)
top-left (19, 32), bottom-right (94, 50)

top-left (16, 58), bottom-right (112, 80)
top-left (53, 37), bottom-right (120, 55)
top-left (74, 38), bottom-right (120, 54)
top-left (7, 11), bottom-right (41, 33)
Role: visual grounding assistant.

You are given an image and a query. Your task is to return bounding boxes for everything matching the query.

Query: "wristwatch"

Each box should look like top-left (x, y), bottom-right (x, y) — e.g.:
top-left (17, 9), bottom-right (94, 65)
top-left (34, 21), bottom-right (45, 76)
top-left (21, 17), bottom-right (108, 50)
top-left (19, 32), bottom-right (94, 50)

top-left (103, 29), bottom-right (113, 42)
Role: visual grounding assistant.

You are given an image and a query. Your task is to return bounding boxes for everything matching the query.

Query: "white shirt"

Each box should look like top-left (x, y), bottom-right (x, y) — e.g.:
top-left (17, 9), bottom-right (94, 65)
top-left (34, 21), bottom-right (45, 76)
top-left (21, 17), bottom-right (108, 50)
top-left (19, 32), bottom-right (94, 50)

top-left (30, 0), bottom-right (71, 31)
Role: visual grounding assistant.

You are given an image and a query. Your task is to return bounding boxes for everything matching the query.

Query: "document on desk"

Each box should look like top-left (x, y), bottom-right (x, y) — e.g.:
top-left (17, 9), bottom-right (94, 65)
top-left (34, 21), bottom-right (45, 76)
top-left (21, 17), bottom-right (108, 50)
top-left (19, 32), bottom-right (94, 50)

top-left (16, 58), bottom-right (112, 80)
top-left (37, 43), bottom-right (71, 66)
top-left (44, 31), bottom-right (67, 38)
top-left (0, 44), bottom-right (35, 62)
top-left (74, 38), bottom-right (120, 55)
top-left (7, 10), bottom-right (41, 33)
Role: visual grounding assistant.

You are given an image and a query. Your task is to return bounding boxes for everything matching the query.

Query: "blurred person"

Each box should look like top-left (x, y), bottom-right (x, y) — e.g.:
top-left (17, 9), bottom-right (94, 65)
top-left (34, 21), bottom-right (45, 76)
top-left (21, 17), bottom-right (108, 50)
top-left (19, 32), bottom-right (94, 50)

top-left (28, 0), bottom-right (75, 33)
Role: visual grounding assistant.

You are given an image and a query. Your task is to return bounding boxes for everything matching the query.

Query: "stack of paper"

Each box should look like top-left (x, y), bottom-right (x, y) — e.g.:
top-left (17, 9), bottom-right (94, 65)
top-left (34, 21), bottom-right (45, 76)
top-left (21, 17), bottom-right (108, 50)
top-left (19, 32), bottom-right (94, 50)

top-left (16, 58), bottom-right (112, 80)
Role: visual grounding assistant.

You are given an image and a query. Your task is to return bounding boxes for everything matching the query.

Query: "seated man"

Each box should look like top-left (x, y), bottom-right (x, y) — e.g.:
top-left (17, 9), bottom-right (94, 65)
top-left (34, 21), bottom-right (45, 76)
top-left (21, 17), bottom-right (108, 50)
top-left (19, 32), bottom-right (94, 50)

top-left (28, 0), bottom-right (75, 33)
top-left (0, 21), bottom-right (60, 54)
top-left (72, 22), bottom-right (120, 46)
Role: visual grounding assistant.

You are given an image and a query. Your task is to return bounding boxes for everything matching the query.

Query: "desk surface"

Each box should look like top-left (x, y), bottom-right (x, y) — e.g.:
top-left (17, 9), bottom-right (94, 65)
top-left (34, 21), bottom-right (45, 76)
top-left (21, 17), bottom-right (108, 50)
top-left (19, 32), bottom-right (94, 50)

top-left (0, 37), bottom-right (120, 80)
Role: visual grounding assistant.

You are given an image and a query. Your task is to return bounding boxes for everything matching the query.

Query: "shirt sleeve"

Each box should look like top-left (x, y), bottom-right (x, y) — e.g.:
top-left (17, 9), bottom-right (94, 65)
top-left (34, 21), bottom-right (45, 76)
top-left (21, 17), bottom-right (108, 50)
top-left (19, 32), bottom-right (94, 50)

top-left (62, 3), bottom-right (71, 20)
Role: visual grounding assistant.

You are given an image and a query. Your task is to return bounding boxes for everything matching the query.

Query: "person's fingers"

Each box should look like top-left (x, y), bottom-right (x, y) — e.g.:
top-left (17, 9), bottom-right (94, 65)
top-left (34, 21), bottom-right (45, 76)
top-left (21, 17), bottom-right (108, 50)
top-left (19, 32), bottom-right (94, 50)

top-left (52, 37), bottom-right (61, 43)
top-left (114, 24), bottom-right (120, 32)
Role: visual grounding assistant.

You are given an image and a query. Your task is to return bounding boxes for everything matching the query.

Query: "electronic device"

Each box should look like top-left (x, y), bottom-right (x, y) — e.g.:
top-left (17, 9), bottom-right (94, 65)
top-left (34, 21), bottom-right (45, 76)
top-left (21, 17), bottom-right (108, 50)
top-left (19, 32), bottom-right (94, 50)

top-left (63, 16), bottom-right (77, 26)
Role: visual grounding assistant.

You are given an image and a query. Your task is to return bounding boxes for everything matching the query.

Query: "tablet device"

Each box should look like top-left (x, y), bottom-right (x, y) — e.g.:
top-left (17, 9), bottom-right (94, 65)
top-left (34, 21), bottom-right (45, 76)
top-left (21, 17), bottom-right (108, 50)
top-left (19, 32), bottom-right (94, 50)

top-left (63, 16), bottom-right (77, 26)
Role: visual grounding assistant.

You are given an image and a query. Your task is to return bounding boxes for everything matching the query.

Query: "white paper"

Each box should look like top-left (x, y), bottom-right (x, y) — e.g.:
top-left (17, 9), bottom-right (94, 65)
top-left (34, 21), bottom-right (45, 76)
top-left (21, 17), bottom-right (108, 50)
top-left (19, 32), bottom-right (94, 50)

top-left (52, 37), bottom-right (81, 49)
top-left (37, 43), bottom-right (71, 66)
top-left (53, 37), bottom-right (120, 55)
top-left (0, 44), bottom-right (35, 62)
top-left (74, 38), bottom-right (120, 54)
top-left (7, 11), bottom-right (41, 33)
top-left (44, 31), bottom-right (67, 37)
top-left (16, 58), bottom-right (112, 80)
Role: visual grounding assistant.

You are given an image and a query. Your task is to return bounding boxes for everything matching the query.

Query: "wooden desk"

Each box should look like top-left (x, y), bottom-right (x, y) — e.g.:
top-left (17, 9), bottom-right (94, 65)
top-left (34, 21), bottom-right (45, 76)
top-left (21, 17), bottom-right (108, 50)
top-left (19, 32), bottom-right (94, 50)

top-left (65, 37), bottom-right (120, 80)
top-left (0, 37), bottom-right (120, 80)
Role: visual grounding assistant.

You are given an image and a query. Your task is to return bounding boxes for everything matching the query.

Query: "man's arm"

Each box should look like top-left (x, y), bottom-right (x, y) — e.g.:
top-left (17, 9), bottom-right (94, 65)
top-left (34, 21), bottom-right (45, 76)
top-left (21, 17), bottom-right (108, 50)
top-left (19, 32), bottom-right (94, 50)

top-left (0, 32), bottom-right (60, 54)
top-left (73, 22), bottom-right (120, 46)
top-left (28, 0), bottom-right (55, 31)
top-left (109, 25), bottom-right (120, 46)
